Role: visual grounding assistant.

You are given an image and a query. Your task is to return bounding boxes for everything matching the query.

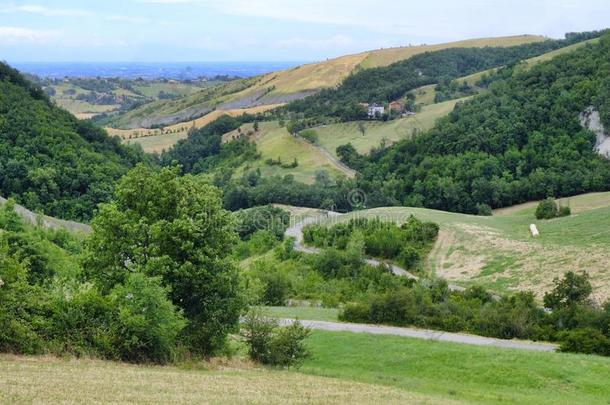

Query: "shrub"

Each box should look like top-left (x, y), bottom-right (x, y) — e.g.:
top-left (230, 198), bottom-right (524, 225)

top-left (241, 311), bottom-right (310, 367)
top-left (299, 129), bottom-right (319, 144)
top-left (535, 198), bottom-right (559, 219)
top-left (558, 328), bottom-right (610, 356)
top-left (109, 273), bottom-right (187, 363)
top-left (235, 205), bottom-right (290, 241)
top-left (476, 203), bottom-right (492, 216)
top-left (261, 271), bottom-right (291, 306)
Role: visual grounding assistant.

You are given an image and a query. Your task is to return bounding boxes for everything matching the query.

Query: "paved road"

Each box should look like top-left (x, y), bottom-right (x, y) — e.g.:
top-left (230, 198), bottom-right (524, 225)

top-left (285, 213), bottom-right (463, 288)
top-left (279, 318), bottom-right (558, 352)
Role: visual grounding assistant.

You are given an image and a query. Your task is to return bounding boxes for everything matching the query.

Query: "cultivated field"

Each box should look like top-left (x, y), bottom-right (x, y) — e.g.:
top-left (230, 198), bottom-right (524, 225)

top-left (313, 192), bottom-right (610, 301)
top-left (110, 105), bottom-right (281, 153)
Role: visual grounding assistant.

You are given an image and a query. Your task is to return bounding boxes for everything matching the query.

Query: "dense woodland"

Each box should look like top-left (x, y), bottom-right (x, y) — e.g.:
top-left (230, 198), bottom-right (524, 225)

top-left (0, 63), bottom-right (148, 220)
top-left (355, 34), bottom-right (610, 213)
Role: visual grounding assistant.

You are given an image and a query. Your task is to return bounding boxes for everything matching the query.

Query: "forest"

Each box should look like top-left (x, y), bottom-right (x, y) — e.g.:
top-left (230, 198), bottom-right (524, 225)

top-left (0, 63), bottom-right (148, 221)
top-left (355, 34), bottom-right (610, 213)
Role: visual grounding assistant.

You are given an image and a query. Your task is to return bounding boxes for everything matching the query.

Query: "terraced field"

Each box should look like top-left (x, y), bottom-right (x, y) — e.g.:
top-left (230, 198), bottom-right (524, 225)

top-left (312, 192), bottom-right (610, 301)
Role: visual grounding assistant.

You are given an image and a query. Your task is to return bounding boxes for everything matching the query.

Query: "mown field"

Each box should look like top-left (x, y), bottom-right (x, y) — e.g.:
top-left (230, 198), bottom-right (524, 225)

top-left (313, 97), bottom-right (467, 156)
top-left (226, 121), bottom-right (354, 184)
top-left (3, 329), bottom-right (610, 404)
top-left (313, 192), bottom-right (610, 301)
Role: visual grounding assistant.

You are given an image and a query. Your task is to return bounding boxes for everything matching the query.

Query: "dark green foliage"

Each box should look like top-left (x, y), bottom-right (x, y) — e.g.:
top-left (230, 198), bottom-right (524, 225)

top-left (222, 171), bottom-right (357, 212)
top-left (543, 271), bottom-right (592, 310)
top-left (299, 129), bottom-right (319, 144)
top-left (340, 271), bottom-right (610, 356)
top-left (241, 311), bottom-right (310, 367)
top-left (161, 115), bottom-right (256, 174)
top-left (476, 203), bottom-right (493, 216)
top-left (357, 34), bottom-right (610, 213)
top-left (536, 198), bottom-right (559, 219)
top-left (108, 273), bottom-right (186, 363)
top-left (558, 328), bottom-right (610, 356)
top-left (234, 205), bottom-right (290, 240)
top-left (303, 216), bottom-right (438, 270)
top-left (0, 62), bottom-right (147, 221)
top-left (84, 165), bottom-right (245, 355)
top-left (0, 200), bottom-right (187, 363)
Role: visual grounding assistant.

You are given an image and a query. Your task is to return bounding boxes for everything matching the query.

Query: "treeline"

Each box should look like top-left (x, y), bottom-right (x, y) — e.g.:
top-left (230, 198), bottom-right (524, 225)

top-left (341, 271), bottom-right (610, 356)
top-left (0, 62), bottom-right (149, 221)
top-left (282, 30), bottom-right (607, 121)
top-left (355, 34), bottom-right (610, 213)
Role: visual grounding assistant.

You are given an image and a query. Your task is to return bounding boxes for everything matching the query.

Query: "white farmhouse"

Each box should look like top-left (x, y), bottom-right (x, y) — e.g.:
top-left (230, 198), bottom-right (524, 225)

top-left (368, 104), bottom-right (385, 118)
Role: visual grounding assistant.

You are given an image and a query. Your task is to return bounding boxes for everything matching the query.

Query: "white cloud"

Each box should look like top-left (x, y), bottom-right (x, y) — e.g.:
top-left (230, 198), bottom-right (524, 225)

top-left (0, 26), bottom-right (58, 44)
top-left (275, 35), bottom-right (357, 49)
top-left (6, 4), bottom-right (91, 17)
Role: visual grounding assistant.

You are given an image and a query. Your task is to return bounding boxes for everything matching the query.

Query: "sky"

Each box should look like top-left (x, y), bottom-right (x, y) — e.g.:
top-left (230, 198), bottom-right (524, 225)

top-left (1, 0), bottom-right (609, 62)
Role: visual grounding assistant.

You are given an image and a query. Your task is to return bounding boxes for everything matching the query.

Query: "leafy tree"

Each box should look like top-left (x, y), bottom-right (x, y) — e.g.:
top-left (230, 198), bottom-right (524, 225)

top-left (84, 164), bottom-right (245, 354)
top-left (543, 271), bottom-right (593, 310)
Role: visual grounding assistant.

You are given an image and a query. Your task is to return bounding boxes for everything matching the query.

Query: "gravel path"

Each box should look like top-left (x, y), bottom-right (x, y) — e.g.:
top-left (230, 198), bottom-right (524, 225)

top-left (279, 318), bottom-right (558, 352)
top-left (285, 212), bottom-right (463, 288)
top-left (0, 196), bottom-right (92, 234)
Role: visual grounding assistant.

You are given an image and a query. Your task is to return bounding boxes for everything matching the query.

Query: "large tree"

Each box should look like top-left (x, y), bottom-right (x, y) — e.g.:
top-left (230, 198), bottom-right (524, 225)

top-left (84, 164), bottom-right (244, 354)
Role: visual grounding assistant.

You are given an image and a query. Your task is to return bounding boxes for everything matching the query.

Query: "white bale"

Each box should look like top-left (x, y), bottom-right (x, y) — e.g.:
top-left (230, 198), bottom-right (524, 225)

top-left (530, 224), bottom-right (539, 238)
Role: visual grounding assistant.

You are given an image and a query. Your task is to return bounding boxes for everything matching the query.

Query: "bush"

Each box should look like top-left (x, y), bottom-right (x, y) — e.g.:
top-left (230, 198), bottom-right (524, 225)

top-left (299, 129), bottom-right (319, 144)
top-left (476, 203), bottom-right (492, 216)
top-left (241, 311), bottom-right (310, 367)
top-left (109, 273), bottom-right (187, 363)
top-left (558, 328), bottom-right (610, 356)
top-left (535, 198), bottom-right (559, 219)
top-left (235, 205), bottom-right (290, 241)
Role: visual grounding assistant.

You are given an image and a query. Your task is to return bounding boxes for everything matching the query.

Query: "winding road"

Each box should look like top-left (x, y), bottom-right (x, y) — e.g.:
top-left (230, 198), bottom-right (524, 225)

top-left (285, 212), bottom-right (464, 289)
top-left (279, 318), bottom-right (558, 352)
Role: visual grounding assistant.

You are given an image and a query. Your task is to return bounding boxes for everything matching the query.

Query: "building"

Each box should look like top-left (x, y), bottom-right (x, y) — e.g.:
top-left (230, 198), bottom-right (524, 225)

top-left (368, 103), bottom-right (385, 118)
top-left (389, 101), bottom-right (403, 113)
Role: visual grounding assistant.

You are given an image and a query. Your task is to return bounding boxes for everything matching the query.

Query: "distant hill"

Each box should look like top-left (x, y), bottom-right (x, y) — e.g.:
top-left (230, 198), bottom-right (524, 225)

top-left (103, 35), bottom-right (546, 130)
top-left (0, 62), bottom-right (147, 220)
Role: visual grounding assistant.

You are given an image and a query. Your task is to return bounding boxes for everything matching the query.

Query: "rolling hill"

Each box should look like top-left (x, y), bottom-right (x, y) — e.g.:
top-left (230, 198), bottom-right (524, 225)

top-left (103, 35), bottom-right (546, 130)
top-left (311, 192), bottom-right (610, 302)
top-left (0, 62), bottom-right (146, 221)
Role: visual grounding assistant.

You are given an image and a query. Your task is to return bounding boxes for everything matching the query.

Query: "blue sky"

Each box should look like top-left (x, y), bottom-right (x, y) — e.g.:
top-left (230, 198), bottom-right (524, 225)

top-left (1, 0), bottom-right (609, 62)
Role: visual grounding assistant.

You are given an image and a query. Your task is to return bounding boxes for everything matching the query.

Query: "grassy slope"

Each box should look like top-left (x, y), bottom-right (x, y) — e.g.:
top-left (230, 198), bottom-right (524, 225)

top-left (313, 97), bottom-right (467, 157)
top-left (107, 35), bottom-right (545, 131)
top-left (313, 192), bottom-right (610, 301)
top-left (358, 35), bottom-right (546, 69)
top-left (226, 121), bottom-right (354, 184)
top-left (302, 330), bottom-right (610, 405)
top-left (5, 329), bottom-right (609, 404)
top-left (111, 105), bottom-right (280, 153)
top-left (0, 355), bottom-right (446, 404)
top-left (258, 306), bottom-right (340, 322)
top-left (312, 36), bottom-right (600, 158)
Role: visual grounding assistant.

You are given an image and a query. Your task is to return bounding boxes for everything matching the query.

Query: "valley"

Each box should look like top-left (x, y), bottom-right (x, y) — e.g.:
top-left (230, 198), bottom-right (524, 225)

top-left (2, 14), bottom-right (610, 404)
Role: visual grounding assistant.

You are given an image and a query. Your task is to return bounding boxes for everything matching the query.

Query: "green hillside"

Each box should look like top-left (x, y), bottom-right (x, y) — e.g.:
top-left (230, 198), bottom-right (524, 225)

top-left (313, 192), bottom-right (610, 301)
top-left (104, 36), bottom-right (548, 130)
top-left (0, 63), bottom-right (146, 220)
top-left (357, 33), bottom-right (610, 214)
